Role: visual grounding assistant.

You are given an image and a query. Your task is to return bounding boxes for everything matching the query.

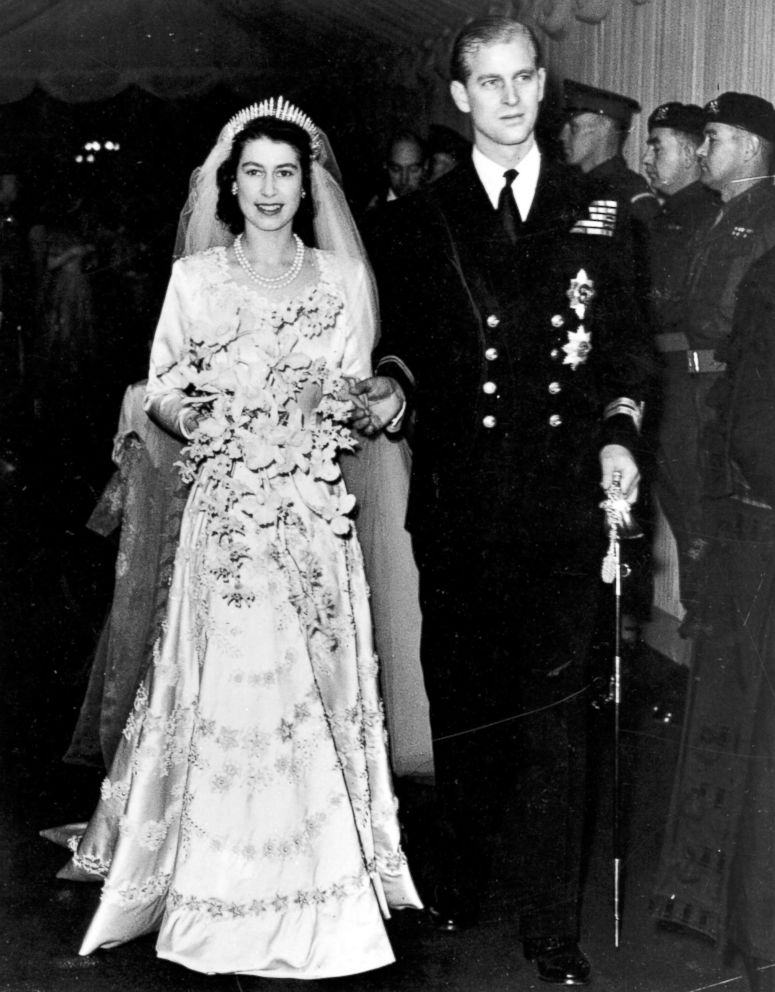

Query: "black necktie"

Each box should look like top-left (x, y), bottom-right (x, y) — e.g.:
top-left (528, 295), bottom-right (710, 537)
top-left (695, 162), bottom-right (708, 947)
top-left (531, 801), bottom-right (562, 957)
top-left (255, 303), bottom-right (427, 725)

top-left (497, 168), bottom-right (521, 243)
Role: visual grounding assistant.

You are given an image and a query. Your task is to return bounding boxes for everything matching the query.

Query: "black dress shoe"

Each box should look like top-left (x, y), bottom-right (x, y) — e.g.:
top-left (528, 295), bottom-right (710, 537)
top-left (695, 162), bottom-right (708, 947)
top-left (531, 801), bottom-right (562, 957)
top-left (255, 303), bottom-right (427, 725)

top-left (524, 939), bottom-right (591, 986)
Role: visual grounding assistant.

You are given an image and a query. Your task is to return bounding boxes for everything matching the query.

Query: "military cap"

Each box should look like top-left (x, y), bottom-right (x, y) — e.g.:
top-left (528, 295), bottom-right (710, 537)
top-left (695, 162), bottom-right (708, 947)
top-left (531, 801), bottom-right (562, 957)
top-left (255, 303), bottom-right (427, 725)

top-left (647, 102), bottom-right (706, 142)
top-left (704, 91), bottom-right (775, 143)
top-left (563, 79), bottom-right (640, 128)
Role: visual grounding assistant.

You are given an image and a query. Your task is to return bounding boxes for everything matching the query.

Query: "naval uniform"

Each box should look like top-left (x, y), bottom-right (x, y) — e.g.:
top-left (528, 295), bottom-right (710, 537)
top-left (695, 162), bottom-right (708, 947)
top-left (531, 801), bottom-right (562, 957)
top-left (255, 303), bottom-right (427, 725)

top-left (372, 149), bottom-right (650, 943)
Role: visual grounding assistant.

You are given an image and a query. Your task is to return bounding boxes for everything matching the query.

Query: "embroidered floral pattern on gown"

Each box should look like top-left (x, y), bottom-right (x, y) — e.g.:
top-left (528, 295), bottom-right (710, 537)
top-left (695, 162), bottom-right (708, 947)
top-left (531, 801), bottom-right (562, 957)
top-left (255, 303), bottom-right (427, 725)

top-left (66, 247), bottom-right (421, 979)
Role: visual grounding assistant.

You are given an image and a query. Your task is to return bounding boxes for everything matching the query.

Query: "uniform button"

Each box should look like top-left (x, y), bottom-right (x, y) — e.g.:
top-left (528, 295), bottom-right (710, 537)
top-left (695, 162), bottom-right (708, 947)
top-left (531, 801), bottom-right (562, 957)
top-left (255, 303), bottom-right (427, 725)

top-left (482, 381), bottom-right (497, 395)
top-left (548, 381), bottom-right (561, 395)
top-left (550, 348), bottom-right (560, 359)
top-left (549, 413), bottom-right (563, 427)
top-left (483, 415), bottom-right (497, 429)
top-left (486, 314), bottom-right (500, 328)
top-left (551, 314), bottom-right (565, 328)
top-left (485, 347), bottom-right (499, 361)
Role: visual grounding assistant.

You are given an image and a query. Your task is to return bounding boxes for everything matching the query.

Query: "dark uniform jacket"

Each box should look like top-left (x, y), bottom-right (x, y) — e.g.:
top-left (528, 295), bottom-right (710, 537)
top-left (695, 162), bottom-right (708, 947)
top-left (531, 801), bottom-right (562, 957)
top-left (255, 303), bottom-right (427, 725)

top-left (648, 180), bottom-right (718, 336)
top-left (373, 154), bottom-right (651, 551)
top-left (587, 155), bottom-right (660, 226)
top-left (707, 247), bottom-right (775, 507)
top-left (683, 180), bottom-right (775, 353)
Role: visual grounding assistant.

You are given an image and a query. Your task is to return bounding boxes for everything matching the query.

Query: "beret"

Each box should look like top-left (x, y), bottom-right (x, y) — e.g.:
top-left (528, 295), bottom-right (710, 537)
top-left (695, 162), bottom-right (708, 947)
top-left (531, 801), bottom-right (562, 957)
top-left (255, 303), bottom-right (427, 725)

top-left (647, 102), bottom-right (706, 142)
top-left (704, 91), bottom-right (775, 143)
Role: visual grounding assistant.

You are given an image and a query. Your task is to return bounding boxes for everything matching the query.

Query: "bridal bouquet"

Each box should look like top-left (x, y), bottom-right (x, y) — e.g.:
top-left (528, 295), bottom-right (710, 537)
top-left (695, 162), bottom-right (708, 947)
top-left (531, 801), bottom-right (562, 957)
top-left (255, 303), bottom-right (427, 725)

top-left (171, 322), bottom-right (358, 604)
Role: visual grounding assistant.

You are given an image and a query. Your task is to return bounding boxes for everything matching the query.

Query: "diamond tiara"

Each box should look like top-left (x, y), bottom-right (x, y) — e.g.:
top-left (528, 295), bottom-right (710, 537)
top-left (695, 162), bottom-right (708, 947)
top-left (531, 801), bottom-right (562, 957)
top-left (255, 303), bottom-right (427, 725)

top-left (224, 96), bottom-right (321, 158)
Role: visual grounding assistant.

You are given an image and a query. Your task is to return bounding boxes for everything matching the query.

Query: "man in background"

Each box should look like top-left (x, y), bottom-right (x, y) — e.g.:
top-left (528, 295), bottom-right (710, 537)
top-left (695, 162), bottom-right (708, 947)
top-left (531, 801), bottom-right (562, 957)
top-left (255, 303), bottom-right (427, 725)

top-left (659, 91), bottom-right (775, 621)
top-left (561, 79), bottom-right (659, 225)
top-left (642, 102), bottom-right (717, 615)
top-left (360, 129), bottom-right (428, 250)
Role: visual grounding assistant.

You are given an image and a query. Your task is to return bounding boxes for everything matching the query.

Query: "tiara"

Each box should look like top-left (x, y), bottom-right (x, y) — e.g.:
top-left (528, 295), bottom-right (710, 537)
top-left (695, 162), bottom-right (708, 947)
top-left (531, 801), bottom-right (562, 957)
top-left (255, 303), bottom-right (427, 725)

top-left (224, 96), bottom-right (321, 158)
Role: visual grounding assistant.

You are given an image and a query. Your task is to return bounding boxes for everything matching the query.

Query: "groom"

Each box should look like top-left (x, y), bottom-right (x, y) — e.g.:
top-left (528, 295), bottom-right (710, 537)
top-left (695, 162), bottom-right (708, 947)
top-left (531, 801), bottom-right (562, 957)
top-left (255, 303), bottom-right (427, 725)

top-left (352, 14), bottom-right (651, 986)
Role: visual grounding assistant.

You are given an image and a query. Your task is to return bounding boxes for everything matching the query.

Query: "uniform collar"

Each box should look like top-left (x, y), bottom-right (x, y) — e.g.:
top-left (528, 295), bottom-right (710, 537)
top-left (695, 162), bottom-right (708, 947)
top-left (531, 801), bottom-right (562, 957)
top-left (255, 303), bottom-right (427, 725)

top-left (472, 141), bottom-right (541, 220)
top-left (588, 155), bottom-right (628, 179)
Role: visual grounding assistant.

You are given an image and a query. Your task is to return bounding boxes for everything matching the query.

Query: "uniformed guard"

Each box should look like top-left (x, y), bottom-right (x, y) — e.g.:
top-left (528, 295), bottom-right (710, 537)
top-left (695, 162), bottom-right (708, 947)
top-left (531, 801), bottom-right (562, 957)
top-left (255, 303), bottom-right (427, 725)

top-left (642, 102), bottom-right (717, 623)
top-left (656, 91), bottom-right (775, 620)
top-left (560, 79), bottom-right (660, 225)
top-left (643, 102), bottom-right (716, 333)
top-left (351, 15), bottom-right (652, 987)
top-left (654, 243), bottom-right (775, 990)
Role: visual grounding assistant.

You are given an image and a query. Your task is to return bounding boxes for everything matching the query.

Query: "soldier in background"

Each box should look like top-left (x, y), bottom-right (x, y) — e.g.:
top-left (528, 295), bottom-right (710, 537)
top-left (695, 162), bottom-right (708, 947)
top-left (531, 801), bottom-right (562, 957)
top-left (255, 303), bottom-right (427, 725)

top-left (560, 80), bottom-right (660, 226)
top-left (643, 102), bottom-right (716, 333)
top-left (654, 243), bottom-right (775, 992)
top-left (642, 102), bottom-right (718, 615)
top-left (658, 92), bottom-right (775, 621)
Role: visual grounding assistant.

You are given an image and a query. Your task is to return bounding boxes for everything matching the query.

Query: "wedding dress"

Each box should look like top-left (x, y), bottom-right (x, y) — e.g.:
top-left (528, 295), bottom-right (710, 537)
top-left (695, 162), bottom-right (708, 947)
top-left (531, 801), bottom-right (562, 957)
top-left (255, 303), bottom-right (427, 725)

top-left (57, 246), bottom-right (421, 978)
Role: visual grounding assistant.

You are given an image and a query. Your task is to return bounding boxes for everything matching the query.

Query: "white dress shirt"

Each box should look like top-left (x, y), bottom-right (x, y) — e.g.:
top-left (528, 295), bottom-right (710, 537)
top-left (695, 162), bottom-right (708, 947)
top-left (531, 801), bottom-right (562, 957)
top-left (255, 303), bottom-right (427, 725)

top-left (472, 141), bottom-right (541, 221)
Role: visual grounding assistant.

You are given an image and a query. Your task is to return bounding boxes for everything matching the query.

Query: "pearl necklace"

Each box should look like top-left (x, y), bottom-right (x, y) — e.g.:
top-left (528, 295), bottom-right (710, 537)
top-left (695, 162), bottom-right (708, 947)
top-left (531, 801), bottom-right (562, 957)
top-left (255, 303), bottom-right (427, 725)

top-left (233, 232), bottom-right (305, 289)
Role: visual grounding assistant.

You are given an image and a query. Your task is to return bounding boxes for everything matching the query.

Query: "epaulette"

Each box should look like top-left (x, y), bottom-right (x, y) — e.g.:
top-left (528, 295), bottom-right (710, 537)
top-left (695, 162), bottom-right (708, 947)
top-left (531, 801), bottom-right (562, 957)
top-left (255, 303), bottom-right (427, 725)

top-left (570, 199), bottom-right (618, 237)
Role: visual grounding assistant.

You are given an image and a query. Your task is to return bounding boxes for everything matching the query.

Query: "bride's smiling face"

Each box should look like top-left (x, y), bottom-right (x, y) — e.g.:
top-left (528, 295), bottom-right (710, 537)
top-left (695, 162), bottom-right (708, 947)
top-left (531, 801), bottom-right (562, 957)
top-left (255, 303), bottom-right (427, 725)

top-left (235, 137), bottom-right (303, 234)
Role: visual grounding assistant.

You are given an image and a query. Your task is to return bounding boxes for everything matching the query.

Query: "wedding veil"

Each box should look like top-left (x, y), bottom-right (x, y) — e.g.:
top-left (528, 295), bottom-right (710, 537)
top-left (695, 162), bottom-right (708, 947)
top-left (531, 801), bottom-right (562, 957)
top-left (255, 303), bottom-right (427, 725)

top-left (172, 104), bottom-right (379, 352)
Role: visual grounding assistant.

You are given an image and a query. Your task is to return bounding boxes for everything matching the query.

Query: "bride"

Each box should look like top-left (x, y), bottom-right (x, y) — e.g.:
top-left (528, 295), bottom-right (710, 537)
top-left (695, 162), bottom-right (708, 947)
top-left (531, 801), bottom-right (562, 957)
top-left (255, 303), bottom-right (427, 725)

top-left (55, 97), bottom-right (421, 979)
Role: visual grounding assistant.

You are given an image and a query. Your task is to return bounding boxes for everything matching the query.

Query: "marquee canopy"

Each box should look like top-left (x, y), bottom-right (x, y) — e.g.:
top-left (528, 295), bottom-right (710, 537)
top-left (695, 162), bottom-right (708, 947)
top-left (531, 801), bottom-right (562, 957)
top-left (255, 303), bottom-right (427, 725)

top-left (0, 0), bottom-right (465, 104)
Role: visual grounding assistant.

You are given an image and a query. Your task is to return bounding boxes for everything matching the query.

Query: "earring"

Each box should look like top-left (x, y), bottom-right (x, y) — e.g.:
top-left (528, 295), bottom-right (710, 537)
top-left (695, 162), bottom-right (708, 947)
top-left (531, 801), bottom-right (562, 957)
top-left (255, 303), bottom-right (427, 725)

top-left (231, 181), bottom-right (238, 195)
top-left (300, 190), bottom-right (307, 199)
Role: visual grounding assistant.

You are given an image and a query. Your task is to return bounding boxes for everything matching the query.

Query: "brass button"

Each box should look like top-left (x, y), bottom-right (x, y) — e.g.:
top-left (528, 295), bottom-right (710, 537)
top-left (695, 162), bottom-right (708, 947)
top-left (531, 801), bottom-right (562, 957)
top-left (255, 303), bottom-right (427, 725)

top-left (483, 415), bottom-right (497, 429)
top-left (486, 315), bottom-right (500, 329)
top-left (485, 347), bottom-right (499, 361)
top-left (482, 381), bottom-right (497, 395)
top-left (550, 348), bottom-right (560, 359)
top-left (548, 381), bottom-right (561, 395)
top-left (551, 314), bottom-right (565, 328)
top-left (549, 413), bottom-right (562, 427)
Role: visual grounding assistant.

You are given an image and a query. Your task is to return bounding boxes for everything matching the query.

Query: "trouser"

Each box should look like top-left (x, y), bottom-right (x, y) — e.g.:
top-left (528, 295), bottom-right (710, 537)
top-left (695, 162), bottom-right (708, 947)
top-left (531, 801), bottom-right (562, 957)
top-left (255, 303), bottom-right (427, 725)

top-left (653, 501), bottom-right (775, 960)
top-left (413, 535), bottom-right (598, 942)
top-left (654, 360), bottom-right (723, 614)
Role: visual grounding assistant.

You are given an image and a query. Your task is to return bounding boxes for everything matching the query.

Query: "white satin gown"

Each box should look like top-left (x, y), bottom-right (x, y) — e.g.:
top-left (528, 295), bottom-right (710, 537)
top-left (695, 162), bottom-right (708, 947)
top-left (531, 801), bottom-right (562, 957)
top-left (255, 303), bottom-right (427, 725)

top-left (61, 247), bottom-right (421, 978)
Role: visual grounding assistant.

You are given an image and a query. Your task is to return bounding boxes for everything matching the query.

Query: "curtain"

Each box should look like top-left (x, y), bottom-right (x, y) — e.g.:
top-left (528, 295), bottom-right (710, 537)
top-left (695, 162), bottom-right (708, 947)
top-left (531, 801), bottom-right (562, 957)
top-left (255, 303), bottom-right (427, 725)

top-left (543, 0), bottom-right (775, 170)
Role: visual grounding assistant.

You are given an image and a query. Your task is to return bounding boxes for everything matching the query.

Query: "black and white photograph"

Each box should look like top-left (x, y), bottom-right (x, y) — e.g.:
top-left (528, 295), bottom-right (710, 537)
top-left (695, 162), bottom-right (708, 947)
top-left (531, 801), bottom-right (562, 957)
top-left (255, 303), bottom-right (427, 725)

top-left (1, 2), bottom-right (774, 990)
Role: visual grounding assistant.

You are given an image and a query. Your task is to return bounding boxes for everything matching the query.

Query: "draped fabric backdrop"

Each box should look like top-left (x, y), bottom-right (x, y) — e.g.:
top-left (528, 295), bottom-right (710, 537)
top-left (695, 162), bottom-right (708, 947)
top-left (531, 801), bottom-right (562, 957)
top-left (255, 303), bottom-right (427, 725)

top-left (540, 0), bottom-right (775, 171)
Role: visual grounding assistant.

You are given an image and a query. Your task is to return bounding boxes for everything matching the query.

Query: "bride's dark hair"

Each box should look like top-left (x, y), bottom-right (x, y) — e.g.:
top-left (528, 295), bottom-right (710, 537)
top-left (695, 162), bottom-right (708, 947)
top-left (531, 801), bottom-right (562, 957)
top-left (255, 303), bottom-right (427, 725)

top-left (215, 118), bottom-right (314, 242)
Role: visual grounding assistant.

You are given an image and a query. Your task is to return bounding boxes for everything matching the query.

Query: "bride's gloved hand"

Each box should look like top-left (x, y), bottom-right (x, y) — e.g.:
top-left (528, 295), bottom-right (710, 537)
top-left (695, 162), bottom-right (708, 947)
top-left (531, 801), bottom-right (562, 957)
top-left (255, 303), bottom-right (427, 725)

top-left (348, 376), bottom-right (405, 435)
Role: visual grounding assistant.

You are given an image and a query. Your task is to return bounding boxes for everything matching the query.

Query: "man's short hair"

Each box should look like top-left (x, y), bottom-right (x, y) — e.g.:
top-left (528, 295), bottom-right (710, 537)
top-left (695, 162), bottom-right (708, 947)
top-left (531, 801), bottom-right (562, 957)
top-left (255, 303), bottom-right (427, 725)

top-left (386, 130), bottom-right (428, 162)
top-left (450, 15), bottom-right (543, 84)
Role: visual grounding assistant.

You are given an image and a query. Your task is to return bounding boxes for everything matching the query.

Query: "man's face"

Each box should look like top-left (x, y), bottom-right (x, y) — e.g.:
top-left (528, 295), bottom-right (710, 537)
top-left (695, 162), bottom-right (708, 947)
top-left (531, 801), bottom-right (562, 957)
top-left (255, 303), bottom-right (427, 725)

top-left (696, 122), bottom-right (746, 191)
top-left (450, 38), bottom-right (545, 162)
top-left (559, 113), bottom-right (603, 171)
top-left (386, 140), bottom-right (426, 197)
top-left (643, 127), bottom-right (692, 196)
